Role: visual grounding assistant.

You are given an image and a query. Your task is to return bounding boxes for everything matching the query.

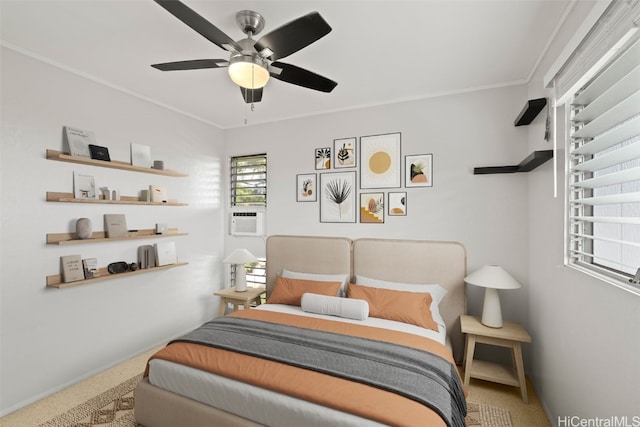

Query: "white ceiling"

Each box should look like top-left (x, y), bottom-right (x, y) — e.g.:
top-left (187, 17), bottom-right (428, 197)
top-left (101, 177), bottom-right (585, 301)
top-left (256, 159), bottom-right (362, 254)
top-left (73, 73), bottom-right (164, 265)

top-left (1, 0), bottom-right (574, 129)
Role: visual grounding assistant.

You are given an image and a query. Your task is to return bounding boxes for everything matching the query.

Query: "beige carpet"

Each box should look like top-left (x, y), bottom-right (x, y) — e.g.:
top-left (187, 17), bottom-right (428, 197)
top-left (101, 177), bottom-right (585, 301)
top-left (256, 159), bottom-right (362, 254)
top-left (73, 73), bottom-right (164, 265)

top-left (21, 372), bottom-right (512, 427)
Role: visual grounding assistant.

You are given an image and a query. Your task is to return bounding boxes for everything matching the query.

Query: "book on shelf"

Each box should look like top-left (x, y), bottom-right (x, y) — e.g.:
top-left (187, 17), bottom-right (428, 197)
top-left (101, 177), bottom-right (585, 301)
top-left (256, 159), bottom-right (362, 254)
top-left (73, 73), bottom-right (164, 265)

top-left (131, 143), bottom-right (152, 168)
top-left (82, 258), bottom-right (99, 279)
top-left (63, 126), bottom-right (95, 158)
top-left (150, 185), bottom-right (167, 203)
top-left (61, 255), bottom-right (85, 283)
top-left (154, 241), bottom-right (177, 266)
top-left (104, 214), bottom-right (128, 238)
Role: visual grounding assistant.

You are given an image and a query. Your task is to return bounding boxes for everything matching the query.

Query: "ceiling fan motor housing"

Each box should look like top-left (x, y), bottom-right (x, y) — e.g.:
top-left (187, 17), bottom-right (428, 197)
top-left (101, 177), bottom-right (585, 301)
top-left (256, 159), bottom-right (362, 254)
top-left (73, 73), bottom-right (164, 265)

top-left (236, 10), bottom-right (265, 36)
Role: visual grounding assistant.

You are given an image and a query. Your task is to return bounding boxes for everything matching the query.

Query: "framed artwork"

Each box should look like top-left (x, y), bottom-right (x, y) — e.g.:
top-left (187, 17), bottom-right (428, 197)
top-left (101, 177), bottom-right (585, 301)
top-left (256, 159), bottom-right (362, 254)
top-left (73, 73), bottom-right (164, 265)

top-left (315, 147), bottom-right (331, 170)
top-left (73, 171), bottom-right (98, 199)
top-left (333, 137), bottom-right (356, 168)
top-left (360, 132), bottom-right (401, 189)
top-left (405, 154), bottom-right (433, 187)
top-left (296, 173), bottom-right (317, 202)
top-left (320, 171), bottom-right (356, 223)
top-left (388, 192), bottom-right (407, 216)
top-left (360, 192), bottom-right (384, 223)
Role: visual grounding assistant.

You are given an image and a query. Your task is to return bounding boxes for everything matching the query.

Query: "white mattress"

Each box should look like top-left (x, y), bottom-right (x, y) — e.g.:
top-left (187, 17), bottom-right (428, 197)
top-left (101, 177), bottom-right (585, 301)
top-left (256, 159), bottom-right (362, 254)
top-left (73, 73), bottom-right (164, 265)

top-left (148, 305), bottom-right (448, 426)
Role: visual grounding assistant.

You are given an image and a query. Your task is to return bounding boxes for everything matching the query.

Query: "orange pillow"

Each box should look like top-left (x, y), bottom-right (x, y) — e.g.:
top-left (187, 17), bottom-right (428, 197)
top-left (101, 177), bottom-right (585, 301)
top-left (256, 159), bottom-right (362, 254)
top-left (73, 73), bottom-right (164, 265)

top-left (267, 277), bottom-right (342, 306)
top-left (347, 283), bottom-right (438, 331)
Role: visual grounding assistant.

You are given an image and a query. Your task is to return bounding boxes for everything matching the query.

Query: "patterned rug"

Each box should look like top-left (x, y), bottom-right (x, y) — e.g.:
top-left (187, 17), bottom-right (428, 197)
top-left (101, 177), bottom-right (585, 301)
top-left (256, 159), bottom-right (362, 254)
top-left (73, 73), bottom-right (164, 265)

top-left (37, 373), bottom-right (512, 427)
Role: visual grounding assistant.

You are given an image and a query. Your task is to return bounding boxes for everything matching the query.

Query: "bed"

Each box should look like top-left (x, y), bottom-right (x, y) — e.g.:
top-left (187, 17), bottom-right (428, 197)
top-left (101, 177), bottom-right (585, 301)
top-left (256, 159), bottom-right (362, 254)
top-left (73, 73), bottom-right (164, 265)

top-left (135, 235), bottom-right (467, 427)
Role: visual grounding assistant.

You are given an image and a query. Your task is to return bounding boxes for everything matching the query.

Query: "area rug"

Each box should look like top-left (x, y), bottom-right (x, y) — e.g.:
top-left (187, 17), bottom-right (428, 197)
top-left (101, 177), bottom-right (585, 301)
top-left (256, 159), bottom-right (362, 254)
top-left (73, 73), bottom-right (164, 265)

top-left (38, 373), bottom-right (512, 427)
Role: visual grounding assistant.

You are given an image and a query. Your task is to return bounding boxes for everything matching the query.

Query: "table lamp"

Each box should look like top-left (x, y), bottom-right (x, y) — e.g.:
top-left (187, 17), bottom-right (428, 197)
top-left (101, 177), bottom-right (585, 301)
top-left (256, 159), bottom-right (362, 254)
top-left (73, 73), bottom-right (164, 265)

top-left (464, 265), bottom-right (522, 328)
top-left (223, 248), bottom-right (258, 292)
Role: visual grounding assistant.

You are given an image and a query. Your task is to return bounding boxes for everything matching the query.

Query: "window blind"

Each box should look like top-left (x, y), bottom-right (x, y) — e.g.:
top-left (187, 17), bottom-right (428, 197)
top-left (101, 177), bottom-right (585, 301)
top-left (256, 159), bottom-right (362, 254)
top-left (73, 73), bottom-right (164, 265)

top-left (230, 154), bottom-right (267, 207)
top-left (567, 36), bottom-right (640, 291)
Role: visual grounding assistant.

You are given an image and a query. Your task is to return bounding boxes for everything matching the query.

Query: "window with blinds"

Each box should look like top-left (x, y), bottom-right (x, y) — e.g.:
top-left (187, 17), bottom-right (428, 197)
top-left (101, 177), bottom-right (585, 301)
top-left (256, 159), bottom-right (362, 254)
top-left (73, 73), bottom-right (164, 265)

top-left (230, 154), bottom-right (267, 207)
top-left (567, 36), bottom-right (640, 292)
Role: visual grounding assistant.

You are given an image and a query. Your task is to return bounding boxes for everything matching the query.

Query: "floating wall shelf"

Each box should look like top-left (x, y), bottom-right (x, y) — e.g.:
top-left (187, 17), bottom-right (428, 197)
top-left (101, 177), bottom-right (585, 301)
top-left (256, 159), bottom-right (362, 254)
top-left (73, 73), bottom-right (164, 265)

top-left (46, 192), bottom-right (188, 206)
top-left (514, 98), bottom-right (547, 126)
top-left (47, 228), bottom-right (188, 245)
top-left (46, 262), bottom-right (189, 289)
top-left (474, 150), bottom-right (553, 175)
top-left (46, 149), bottom-right (188, 177)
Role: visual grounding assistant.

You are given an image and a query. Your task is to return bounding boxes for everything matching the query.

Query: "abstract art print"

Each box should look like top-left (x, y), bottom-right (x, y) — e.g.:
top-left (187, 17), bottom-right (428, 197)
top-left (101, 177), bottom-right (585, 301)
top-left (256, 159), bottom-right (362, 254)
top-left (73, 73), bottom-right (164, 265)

top-left (296, 173), bottom-right (317, 202)
top-left (405, 154), bottom-right (433, 187)
top-left (388, 192), bottom-right (407, 216)
top-left (320, 171), bottom-right (356, 223)
top-left (360, 132), bottom-right (401, 189)
top-left (360, 192), bottom-right (384, 223)
top-left (315, 147), bottom-right (331, 170)
top-left (334, 137), bottom-right (356, 168)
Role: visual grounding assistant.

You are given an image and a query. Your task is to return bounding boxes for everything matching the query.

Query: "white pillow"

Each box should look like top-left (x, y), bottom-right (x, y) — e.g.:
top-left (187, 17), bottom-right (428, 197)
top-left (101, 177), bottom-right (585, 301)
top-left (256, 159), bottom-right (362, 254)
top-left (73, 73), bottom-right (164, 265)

top-left (354, 275), bottom-right (447, 331)
top-left (301, 293), bottom-right (369, 321)
top-left (282, 269), bottom-right (350, 297)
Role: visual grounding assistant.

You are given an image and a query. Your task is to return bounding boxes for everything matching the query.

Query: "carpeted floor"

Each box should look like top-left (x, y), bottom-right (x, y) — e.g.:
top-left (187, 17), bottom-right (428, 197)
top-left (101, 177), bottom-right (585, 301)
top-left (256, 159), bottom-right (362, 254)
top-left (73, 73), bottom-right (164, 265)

top-left (1, 346), bottom-right (549, 427)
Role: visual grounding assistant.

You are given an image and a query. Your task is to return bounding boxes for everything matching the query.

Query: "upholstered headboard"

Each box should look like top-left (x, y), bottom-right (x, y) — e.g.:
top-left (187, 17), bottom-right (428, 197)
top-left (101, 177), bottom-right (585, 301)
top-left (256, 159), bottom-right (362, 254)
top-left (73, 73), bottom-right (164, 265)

top-left (265, 235), bottom-right (352, 296)
top-left (352, 238), bottom-right (467, 363)
top-left (265, 235), bottom-right (467, 363)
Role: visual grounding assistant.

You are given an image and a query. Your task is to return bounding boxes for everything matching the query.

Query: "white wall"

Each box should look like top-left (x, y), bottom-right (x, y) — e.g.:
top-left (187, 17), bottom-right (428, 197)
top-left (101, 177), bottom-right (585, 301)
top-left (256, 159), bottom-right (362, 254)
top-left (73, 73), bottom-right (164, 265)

top-left (0, 47), bottom-right (226, 414)
top-left (225, 85), bottom-right (533, 349)
top-left (526, 1), bottom-right (640, 422)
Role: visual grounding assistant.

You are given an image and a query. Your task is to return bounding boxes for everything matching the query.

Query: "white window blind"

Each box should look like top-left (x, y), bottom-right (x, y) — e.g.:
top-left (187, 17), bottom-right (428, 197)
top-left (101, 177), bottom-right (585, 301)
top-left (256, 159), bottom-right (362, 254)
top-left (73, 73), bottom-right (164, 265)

top-left (230, 154), bottom-right (267, 207)
top-left (567, 35), bottom-right (640, 292)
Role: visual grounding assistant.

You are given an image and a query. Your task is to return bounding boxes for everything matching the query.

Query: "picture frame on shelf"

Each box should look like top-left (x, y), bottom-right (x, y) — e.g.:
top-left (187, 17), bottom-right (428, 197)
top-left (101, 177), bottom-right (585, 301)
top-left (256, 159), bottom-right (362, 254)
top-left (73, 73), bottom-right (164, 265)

top-left (405, 153), bottom-right (433, 187)
top-left (388, 192), bottom-right (407, 216)
top-left (360, 132), bottom-right (401, 189)
top-left (333, 137), bottom-right (356, 168)
top-left (73, 171), bottom-right (98, 199)
top-left (88, 144), bottom-right (111, 162)
top-left (360, 192), bottom-right (384, 223)
top-left (320, 171), bottom-right (356, 223)
top-left (315, 147), bottom-right (331, 170)
top-left (296, 173), bottom-right (317, 202)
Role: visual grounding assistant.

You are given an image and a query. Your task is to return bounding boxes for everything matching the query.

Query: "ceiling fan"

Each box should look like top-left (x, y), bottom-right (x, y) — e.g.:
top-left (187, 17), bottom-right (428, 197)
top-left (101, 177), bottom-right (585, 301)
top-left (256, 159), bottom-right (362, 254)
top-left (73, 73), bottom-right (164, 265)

top-left (151, 0), bottom-right (338, 104)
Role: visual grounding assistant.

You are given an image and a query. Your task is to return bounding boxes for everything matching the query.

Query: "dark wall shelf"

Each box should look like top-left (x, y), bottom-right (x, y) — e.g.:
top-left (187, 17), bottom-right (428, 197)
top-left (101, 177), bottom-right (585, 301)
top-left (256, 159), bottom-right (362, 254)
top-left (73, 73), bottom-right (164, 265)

top-left (474, 150), bottom-right (553, 175)
top-left (514, 98), bottom-right (547, 126)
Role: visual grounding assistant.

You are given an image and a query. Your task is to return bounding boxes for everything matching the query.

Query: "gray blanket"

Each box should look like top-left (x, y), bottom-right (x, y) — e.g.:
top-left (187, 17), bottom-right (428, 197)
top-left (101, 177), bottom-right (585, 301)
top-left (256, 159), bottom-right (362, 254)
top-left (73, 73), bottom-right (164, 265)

top-left (172, 316), bottom-right (466, 427)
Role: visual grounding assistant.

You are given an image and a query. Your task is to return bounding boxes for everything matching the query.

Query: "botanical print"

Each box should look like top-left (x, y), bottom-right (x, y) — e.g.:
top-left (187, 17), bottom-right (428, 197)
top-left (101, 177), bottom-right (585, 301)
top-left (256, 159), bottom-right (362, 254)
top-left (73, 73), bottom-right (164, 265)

top-left (296, 173), bottom-right (317, 202)
top-left (334, 137), bottom-right (356, 168)
top-left (360, 192), bottom-right (384, 223)
top-left (388, 192), bottom-right (407, 216)
top-left (405, 154), bottom-right (433, 187)
top-left (360, 132), bottom-right (401, 188)
top-left (315, 147), bottom-right (331, 170)
top-left (320, 172), bottom-right (356, 223)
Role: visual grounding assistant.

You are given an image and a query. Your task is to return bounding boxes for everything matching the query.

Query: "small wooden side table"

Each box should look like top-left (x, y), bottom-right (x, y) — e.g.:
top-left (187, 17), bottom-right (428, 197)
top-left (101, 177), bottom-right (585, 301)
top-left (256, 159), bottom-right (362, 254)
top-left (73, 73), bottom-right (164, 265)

top-left (460, 314), bottom-right (532, 403)
top-left (214, 286), bottom-right (266, 316)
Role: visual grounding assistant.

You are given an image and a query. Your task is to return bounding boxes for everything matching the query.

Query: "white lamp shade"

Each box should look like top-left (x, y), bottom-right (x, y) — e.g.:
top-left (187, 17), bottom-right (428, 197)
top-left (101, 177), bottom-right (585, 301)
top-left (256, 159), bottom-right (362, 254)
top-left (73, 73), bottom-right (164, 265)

top-left (228, 58), bottom-right (270, 89)
top-left (464, 265), bottom-right (522, 290)
top-left (465, 265), bottom-right (521, 328)
top-left (223, 248), bottom-right (258, 265)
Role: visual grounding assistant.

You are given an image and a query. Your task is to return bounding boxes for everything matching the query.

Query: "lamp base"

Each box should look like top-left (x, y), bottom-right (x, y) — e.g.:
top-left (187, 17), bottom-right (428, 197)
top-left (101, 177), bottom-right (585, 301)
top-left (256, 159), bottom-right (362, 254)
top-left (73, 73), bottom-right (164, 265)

top-left (235, 268), bottom-right (248, 292)
top-left (481, 287), bottom-right (503, 328)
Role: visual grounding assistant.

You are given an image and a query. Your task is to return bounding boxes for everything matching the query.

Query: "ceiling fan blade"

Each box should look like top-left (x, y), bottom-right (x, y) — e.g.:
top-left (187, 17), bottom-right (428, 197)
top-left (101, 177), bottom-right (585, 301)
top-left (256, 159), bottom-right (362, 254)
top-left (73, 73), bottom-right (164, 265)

top-left (270, 62), bottom-right (337, 93)
top-left (154, 0), bottom-right (241, 52)
top-left (240, 87), bottom-right (263, 103)
top-left (254, 12), bottom-right (331, 61)
top-left (152, 59), bottom-right (229, 71)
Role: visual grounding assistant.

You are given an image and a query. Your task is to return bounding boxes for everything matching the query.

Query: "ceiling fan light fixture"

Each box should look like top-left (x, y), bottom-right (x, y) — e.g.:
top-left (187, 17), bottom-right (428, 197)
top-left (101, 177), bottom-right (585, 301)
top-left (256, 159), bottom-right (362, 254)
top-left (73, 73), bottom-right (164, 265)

top-left (228, 55), bottom-right (270, 89)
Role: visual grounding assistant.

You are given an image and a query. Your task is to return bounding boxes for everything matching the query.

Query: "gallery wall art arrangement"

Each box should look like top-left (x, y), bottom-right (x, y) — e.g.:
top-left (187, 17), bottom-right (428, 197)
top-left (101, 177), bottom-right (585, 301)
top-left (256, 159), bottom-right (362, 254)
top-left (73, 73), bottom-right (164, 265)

top-left (297, 132), bottom-right (432, 223)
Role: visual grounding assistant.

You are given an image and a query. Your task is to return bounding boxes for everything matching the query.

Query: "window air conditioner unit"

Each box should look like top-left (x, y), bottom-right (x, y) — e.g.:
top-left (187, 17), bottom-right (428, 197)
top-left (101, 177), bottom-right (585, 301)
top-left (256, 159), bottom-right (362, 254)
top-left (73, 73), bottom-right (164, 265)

top-left (230, 207), bottom-right (266, 236)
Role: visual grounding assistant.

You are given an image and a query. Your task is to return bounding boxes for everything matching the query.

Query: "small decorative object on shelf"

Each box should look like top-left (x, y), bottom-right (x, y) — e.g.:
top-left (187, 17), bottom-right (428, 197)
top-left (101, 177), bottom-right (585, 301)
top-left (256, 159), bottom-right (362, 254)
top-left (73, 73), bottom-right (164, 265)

top-left (131, 143), bottom-right (152, 168)
top-left (107, 261), bottom-right (130, 274)
top-left (150, 185), bottom-right (167, 203)
top-left (154, 241), bottom-right (177, 266)
top-left (153, 160), bottom-right (165, 170)
top-left (82, 258), bottom-right (98, 278)
top-left (73, 172), bottom-right (98, 199)
top-left (138, 245), bottom-right (156, 269)
top-left (75, 218), bottom-right (92, 239)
